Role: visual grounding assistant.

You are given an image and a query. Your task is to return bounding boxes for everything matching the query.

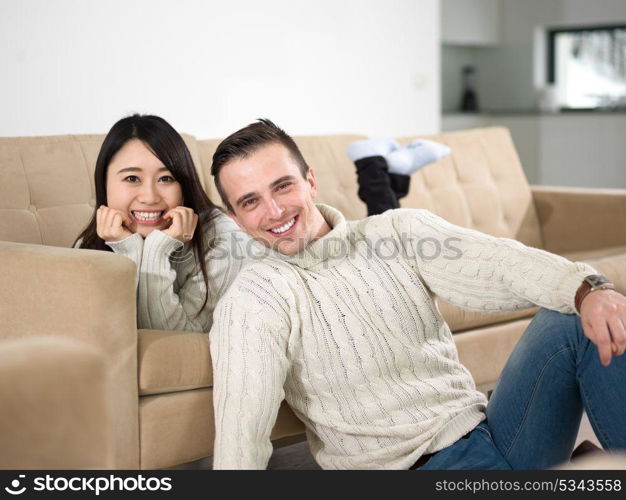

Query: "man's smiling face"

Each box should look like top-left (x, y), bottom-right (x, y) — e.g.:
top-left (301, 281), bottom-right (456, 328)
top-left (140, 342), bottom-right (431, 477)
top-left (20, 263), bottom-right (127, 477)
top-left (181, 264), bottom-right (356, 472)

top-left (218, 142), bottom-right (329, 255)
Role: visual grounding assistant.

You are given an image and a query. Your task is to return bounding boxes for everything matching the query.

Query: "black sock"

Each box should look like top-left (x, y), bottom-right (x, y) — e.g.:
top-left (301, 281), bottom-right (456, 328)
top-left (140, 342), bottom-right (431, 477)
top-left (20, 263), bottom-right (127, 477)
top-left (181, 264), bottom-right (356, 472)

top-left (354, 156), bottom-right (401, 216)
top-left (388, 173), bottom-right (411, 200)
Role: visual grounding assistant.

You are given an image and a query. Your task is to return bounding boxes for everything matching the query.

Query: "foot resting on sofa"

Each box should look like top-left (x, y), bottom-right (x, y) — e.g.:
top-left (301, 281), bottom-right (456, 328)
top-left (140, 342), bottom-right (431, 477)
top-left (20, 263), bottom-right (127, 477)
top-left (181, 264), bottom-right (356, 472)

top-left (347, 136), bottom-right (450, 215)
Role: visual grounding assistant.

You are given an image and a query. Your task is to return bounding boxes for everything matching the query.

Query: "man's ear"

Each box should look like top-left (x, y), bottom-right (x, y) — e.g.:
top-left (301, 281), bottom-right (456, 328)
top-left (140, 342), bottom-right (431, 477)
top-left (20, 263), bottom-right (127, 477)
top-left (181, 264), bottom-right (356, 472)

top-left (307, 167), bottom-right (318, 199)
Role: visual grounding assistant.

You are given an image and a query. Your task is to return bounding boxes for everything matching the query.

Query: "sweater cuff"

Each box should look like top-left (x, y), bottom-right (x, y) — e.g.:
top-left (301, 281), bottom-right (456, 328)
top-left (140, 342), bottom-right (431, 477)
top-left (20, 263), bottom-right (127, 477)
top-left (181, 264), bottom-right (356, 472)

top-left (143, 230), bottom-right (185, 256)
top-left (105, 233), bottom-right (144, 256)
top-left (559, 262), bottom-right (598, 315)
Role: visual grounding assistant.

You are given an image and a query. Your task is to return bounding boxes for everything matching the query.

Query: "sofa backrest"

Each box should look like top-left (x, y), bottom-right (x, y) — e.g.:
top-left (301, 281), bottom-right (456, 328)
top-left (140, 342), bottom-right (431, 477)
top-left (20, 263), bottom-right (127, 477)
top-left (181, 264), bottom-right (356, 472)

top-left (0, 134), bottom-right (203, 247)
top-left (401, 128), bottom-right (543, 247)
top-left (0, 127), bottom-right (543, 249)
top-left (197, 127), bottom-right (543, 248)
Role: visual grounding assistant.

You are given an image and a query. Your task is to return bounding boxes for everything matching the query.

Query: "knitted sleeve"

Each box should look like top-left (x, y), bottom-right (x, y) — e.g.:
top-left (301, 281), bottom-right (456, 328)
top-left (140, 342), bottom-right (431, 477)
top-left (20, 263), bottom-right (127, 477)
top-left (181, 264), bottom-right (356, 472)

top-left (136, 213), bottom-right (252, 332)
top-left (209, 266), bottom-right (292, 469)
top-left (395, 209), bottom-right (596, 314)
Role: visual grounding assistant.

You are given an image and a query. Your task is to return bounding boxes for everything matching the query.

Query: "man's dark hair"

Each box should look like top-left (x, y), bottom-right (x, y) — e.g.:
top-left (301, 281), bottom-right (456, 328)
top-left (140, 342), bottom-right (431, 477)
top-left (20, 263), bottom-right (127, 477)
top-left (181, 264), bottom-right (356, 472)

top-left (211, 118), bottom-right (310, 211)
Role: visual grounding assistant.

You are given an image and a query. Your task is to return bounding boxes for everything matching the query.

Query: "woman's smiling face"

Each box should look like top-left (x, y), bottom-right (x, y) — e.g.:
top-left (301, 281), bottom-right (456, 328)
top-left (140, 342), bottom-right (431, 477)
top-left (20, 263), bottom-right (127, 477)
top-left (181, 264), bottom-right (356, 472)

top-left (105, 139), bottom-right (183, 238)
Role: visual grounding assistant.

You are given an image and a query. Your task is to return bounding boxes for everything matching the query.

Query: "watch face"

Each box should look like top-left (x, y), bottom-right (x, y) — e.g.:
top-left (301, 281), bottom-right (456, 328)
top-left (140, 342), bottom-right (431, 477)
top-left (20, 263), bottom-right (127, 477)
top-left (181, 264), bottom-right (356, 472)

top-left (585, 274), bottom-right (611, 288)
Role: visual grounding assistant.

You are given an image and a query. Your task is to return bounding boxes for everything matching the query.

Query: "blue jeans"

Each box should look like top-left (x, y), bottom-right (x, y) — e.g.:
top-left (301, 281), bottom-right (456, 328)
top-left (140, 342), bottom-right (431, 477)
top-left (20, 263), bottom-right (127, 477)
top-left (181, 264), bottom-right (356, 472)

top-left (419, 308), bottom-right (626, 470)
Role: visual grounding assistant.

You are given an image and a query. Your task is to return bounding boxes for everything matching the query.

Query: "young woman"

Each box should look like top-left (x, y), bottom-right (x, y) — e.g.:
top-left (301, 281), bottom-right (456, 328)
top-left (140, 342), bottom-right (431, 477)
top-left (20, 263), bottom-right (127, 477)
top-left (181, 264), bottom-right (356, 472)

top-left (75, 114), bottom-right (251, 332)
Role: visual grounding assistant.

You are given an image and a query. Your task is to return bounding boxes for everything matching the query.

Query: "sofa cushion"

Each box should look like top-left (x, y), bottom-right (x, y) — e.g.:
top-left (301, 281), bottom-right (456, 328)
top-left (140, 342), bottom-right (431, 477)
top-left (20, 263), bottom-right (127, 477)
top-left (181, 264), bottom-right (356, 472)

top-left (138, 312), bottom-right (537, 397)
top-left (139, 389), bottom-right (214, 468)
top-left (0, 136), bottom-right (95, 246)
top-left (438, 299), bottom-right (538, 333)
top-left (139, 329), bottom-right (212, 396)
top-left (196, 138), bottom-right (221, 203)
top-left (454, 317), bottom-right (531, 389)
top-left (398, 128), bottom-right (544, 249)
top-left (0, 337), bottom-right (110, 469)
top-left (562, 245), bottom-right (626, 295)
top-left (139, 389), bottom-right (305, 469)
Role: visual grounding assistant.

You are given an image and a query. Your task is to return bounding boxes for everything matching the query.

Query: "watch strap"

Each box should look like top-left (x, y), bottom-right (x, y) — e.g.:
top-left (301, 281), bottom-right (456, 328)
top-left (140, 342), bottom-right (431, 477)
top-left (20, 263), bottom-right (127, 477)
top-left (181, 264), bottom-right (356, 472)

top-left (575, 275), bottom-right (615, 312)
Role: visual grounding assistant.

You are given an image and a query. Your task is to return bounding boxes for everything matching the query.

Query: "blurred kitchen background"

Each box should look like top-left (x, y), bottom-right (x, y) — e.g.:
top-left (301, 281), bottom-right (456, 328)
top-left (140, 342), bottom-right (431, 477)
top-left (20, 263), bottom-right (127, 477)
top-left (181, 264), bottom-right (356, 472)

top-left (441, 0), bottom-right (626, 188)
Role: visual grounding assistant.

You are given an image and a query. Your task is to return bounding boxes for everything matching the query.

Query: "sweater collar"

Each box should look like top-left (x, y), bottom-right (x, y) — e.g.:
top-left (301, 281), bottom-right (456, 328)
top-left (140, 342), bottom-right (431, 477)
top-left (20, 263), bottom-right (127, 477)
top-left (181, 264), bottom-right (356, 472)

top-left (266, 204), bottom-right (348, 269)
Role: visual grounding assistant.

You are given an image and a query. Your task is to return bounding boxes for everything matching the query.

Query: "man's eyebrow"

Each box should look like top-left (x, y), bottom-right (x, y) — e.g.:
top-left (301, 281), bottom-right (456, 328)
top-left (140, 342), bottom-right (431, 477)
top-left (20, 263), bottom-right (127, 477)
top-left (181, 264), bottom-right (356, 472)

top-left (116, 166), bottom-right (170, 174)
top-left (235, 191), bottom-right (258, 207)
top-left (270, 175), bottom-right (297, 188)
top-left (234, 176), bottom-right (296, 207)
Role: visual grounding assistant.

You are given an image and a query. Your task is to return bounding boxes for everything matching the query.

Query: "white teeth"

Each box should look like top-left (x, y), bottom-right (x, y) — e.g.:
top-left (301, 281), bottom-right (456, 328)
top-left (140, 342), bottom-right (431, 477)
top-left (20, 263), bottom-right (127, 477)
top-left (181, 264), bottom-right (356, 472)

top-left (269, 217), bottom-right (296, 234)
top-left (133, 211), bottom-right (162, 221)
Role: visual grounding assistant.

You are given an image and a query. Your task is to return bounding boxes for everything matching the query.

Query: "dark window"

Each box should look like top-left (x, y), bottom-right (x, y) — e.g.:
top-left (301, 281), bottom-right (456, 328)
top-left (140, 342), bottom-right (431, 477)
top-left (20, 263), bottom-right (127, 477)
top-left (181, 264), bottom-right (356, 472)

top-left (547, 25), bottom-right (626, 110)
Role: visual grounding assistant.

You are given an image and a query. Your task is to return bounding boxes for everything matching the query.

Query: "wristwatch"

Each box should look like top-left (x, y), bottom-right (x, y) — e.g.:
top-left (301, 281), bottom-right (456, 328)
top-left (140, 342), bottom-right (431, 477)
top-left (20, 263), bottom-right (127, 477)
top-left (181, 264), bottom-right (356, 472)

top-left (574, 274), bottom-right (615, 312)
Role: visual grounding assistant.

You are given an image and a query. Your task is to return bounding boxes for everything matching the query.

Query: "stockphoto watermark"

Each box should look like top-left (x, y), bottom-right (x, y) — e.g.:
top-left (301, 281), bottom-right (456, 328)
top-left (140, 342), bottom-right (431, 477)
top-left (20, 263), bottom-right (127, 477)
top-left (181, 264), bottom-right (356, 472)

top-left (3, 473), bottom-right (172, 496)
top-left (168, 232), bottom-right (465, 267)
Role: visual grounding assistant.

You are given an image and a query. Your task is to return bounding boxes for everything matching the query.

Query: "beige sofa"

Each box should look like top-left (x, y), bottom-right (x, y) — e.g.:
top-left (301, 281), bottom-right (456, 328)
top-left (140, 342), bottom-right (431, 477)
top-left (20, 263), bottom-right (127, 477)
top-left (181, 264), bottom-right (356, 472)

top-left (1, 127), bottom-right (625, 469)
top-left (0, 337), bottom-right (110, 469)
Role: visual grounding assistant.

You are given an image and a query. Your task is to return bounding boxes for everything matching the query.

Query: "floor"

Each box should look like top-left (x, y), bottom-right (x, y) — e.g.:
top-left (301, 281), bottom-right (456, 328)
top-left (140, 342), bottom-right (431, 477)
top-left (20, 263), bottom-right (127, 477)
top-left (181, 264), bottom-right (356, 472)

top-left (171, 412), bottom-right (600, 470)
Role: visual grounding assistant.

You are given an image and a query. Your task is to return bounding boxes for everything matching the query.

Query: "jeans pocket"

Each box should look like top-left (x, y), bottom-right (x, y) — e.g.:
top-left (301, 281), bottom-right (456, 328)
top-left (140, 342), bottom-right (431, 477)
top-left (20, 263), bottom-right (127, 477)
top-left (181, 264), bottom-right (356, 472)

top-left (474, 422), bottom-right (513, 470)
top-left (474, 421), bottom-right (493, 438)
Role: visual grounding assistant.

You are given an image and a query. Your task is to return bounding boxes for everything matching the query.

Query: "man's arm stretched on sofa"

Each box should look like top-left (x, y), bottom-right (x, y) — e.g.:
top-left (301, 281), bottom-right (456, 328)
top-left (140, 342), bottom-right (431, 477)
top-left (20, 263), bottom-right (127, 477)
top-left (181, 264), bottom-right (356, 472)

top-left (393, 208), bottom-right (626, 365)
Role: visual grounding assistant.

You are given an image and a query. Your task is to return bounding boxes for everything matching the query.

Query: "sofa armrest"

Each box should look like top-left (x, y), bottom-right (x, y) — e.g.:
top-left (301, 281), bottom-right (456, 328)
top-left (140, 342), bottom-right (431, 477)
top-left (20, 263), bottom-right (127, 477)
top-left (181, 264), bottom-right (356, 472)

top-left (0, 241), bottom-right (140, 468)
top-left (531, 185), bottom-right (626, 254)
top-left (0, 337), bottom-right (110, 469)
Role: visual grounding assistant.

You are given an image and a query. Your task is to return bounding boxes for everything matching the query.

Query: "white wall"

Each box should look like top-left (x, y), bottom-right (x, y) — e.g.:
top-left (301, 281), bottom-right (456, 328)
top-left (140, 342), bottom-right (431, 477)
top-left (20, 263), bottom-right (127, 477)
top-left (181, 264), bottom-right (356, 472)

top-left (0, 0), bottom-right (440, 138)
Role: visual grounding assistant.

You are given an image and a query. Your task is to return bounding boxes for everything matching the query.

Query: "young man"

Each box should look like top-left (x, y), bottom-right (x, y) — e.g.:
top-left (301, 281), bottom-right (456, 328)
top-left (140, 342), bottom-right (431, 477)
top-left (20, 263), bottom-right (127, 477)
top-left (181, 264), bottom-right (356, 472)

top-left (208, 119), bottom-right (626, 470)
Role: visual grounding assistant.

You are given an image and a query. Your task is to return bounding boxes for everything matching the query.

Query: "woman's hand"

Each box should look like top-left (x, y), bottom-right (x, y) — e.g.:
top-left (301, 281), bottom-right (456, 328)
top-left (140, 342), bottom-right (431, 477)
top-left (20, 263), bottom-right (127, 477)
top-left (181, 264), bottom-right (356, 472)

top-left (163, 206), bottom-right (198, 243)
top-left (96, 206), bottom-right (133, 242)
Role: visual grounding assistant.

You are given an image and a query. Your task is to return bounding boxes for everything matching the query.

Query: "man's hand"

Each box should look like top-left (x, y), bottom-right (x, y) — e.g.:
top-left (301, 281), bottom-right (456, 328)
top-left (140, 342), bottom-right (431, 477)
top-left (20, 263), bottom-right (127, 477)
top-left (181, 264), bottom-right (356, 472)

top-left (96, 206), bottom-right (133, 242)
top-left (580, 289), bottom-right (626, 366)
top-left (162, 206), bottom-right (198, 243)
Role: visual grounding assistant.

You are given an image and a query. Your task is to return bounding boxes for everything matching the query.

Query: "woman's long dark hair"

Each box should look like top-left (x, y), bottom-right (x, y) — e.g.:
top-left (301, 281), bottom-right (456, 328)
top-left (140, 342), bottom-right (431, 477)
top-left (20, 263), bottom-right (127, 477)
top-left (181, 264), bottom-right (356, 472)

top-left (75, 114), bottom-right (220, 317)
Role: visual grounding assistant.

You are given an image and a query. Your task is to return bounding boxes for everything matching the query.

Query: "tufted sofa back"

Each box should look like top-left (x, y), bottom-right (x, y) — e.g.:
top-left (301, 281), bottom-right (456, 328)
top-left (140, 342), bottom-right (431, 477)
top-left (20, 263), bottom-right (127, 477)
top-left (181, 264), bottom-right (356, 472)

top-left (401, 128), bottom-right (543, 248)
top-left (0, 127), bottom-right (543, 249)
top-left (0, 133), bottom-right (203, 247)
top-left (197, 127), bottom-right (544, 248)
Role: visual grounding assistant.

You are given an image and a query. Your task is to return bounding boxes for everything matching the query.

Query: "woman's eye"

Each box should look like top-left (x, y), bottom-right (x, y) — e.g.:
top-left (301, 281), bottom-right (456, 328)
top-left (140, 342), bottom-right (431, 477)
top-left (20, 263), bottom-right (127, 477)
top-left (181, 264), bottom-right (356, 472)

top-left (159, 175), bottom-right (176, 183)
top-left (124, 175), bottom-right (140, 183)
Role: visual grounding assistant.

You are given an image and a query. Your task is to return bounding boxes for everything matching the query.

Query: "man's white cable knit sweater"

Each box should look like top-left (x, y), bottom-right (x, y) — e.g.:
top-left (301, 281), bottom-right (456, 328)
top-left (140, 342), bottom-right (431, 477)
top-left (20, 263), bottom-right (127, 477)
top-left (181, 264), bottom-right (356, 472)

top-left (209, 204), bottom-right (596, 470)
